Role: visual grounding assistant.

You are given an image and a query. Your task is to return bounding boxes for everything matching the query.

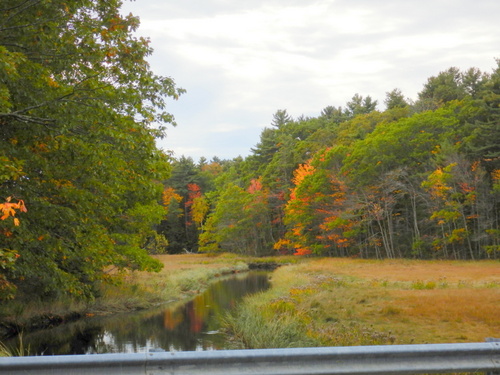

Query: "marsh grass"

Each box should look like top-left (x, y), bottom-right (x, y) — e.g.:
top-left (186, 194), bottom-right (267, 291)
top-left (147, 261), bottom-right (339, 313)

top-left (0, 333), bottom-right (30, 357)
top-left (226, 258), bottom-right (499, 348)
top-left (0, 254), bottom-right (250, 332)
top-left (88, 256), bottom-right (250, 314)
top-left (0, 341), bottom-right (11, 357)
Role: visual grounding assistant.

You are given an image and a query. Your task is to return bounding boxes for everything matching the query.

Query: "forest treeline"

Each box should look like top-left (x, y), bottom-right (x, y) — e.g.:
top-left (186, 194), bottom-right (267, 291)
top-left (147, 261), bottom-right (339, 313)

top-left (0, 1), bottom-right (498, 304)
top-left (161, 63), bottom-right (500, 261)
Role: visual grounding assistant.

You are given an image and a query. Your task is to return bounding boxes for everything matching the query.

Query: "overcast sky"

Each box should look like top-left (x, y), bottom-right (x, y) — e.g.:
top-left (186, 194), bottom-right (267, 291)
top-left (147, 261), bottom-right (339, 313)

top-left (120, 0), bottom-right (499, 162)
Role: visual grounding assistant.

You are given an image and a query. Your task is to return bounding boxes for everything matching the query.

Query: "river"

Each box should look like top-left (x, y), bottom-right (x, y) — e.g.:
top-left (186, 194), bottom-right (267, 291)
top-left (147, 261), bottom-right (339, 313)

top-left (6, 271), bottom-right (270, 355)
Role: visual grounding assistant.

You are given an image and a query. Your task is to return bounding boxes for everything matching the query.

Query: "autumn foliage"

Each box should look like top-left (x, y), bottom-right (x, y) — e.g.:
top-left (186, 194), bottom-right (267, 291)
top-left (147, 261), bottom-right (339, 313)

top-left (192, 62), bottom-right (500, 259)
top-left (0, 197), bottom-right (27, 227)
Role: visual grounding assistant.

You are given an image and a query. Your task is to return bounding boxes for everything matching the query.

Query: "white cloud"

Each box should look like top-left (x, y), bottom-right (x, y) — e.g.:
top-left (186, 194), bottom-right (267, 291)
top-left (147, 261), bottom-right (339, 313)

top-left (120, 0), bottom-right (500, 161)
top-left (209, 123), bottom-right (247, 133)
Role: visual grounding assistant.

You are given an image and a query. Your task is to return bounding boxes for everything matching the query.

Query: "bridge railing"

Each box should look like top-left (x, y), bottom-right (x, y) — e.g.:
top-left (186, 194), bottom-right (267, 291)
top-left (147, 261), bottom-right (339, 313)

top-left (0, 342), bottom-right (499, 374)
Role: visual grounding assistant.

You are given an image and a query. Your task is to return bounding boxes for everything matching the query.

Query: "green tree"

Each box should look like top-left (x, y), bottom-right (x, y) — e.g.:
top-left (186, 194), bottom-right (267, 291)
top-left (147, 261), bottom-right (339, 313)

top-left (345, 94), bottom-right (378, 117)
top-left (320, 105), bottom-right (348, 124)
top-left (342, 103), bottom-right (465, 186)
top-left (271, 109), bottom-right (293, 128)
top-left (414, 67), bottom-right (488, 111)
top-left (464, 60), bottom-right (500, 172)
top-left (384, 88), bottom-right (409, 109)
top-left (199, 181), bottom-right (272, 255)
top-left (0, 0), bottom-right (183, 299)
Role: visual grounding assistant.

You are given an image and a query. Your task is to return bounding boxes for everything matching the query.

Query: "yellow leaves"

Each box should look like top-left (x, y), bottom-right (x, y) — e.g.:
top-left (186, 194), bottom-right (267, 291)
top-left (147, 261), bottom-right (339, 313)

top-left (162, 187), bottom-right (182, 211)
top-left (46, 76), bottom-right (59, 88)
top-left (292, 162), bottom-right (315, 186)
top-left (1, 197), bottom-right (26, 234)
top-left (431, 144), bottom-right (441, 155)
top-left (191, 196), bottom-right (210, 228)
top-left (1, 197), bottom-right (27, 221)
top-left (100, 29), bottom-right (110, 40)
top-left (448, 228), bottom-right (467, 243)
top-left (422, 165), bottom-right (455, 200)
top-left (273, 238), bottom-right (291, 250)
top-left (492, 169), bottom-right (500, 181)
top-left (163, 187), bottom-right (182, 202)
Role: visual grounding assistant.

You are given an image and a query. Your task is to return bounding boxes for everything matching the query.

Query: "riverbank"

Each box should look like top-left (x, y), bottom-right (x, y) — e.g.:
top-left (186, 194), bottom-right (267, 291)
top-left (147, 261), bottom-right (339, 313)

top-left (0, 253), bottom-right (289, 339)
top-left (225, 258), bottom-right (500, 348)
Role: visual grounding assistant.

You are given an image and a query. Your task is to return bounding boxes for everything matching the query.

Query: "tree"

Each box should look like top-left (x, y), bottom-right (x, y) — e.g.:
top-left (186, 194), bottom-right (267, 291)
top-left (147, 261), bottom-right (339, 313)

top-left (271, 109), bottom-right (293, 128)
top-left (342, 103), bottom-right (465, 187)
top-left (158, 157), bottom-right (217, 253)
top-left (417, 67), bottom-right (466, 110)
top-left (415, 67), bottom-right (488, 111)
top-left (0, 197), bottom-right (27, 298)
top-left (320, 105), bottom-right (347, 123)
top-left (279, 148), bottom-right (358, 256)
top-left (464, 60), bottom-right (500, 172)
top-left (199, 181), bottom-right (273, 255)
top-left (345, 94), bottom-right (378, 117)
top-left (249, 128), bottom-right (279, 167)
top-left (0, 0), bottom-right (183, 299)
top-left (384, 88), bottom-right (409, 109)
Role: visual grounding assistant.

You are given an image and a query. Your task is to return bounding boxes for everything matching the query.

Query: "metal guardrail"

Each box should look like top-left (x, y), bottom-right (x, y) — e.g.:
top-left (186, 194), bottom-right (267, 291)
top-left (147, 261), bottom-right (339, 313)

top-left (0, 342), bottom-right (499, 375)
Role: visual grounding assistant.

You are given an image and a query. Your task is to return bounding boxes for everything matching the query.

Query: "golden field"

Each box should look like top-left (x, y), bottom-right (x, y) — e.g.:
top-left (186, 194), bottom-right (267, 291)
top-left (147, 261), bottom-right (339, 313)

top-left (226, 258), bottom-right (499, 348)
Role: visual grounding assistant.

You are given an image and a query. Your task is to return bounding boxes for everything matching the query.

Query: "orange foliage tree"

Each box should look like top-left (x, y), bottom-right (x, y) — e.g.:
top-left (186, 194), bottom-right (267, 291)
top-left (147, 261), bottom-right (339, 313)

top-left (1, 197), bottom-right (27, 299)
top-left (279, 149), bottom-right (358, 256)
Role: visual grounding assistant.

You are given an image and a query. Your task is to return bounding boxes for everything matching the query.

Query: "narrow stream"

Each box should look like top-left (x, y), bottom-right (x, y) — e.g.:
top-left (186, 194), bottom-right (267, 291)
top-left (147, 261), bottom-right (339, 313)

top-left (6, 271), bottom-right (270, 355)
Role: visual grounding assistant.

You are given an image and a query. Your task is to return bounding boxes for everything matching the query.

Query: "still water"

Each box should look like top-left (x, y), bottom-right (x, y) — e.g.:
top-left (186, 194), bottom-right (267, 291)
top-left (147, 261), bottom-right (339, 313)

top-left (9, 271), bottom-right (270, 355)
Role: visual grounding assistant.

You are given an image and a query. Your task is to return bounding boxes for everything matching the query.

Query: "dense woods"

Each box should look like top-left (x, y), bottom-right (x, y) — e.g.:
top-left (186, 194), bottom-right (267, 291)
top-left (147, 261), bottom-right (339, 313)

top-left (1, 0), bottom-right (498, 305)
top-left (162, 63), bottom-right (500, 261)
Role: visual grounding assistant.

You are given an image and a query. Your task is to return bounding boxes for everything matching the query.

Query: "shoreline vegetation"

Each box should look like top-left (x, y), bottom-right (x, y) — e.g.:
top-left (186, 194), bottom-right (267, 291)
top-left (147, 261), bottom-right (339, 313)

top-left (0, 254), bottom-right (284, 340)
top-left (1, 254), bottom-right (499, 355)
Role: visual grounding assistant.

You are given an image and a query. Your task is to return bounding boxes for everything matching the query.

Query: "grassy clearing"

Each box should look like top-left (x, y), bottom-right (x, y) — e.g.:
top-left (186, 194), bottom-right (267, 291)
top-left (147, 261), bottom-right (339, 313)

top-left (225, 258), bottom-right (499, 348)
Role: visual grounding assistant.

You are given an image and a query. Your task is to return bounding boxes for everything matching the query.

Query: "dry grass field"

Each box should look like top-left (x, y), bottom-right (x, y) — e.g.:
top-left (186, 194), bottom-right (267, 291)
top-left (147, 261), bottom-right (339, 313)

top-left (227, 258), bottom-right (499, 348)
top-left (306, 258), bottom-right (499, 343)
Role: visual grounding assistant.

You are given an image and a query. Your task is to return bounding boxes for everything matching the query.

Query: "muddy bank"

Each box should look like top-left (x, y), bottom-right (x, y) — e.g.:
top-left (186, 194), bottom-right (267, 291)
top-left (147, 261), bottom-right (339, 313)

top-left (1, 312), bottom-right (83, 339)
top-left (248, 262), bottom-right (282, 271)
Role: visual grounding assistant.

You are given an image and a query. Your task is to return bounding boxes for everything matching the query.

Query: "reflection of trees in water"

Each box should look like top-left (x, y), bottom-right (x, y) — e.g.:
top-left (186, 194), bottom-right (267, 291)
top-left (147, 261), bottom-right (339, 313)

top-left (11, 272), bottom-right (270, 354)
top-left (111, 271), bottom-right (271, 351)
top-left (5, 321), bottom-right (107, 355)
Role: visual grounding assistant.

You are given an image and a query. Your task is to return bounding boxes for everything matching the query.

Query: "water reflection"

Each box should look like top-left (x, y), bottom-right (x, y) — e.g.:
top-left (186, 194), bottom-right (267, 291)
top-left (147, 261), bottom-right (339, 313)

top-left (7, 271), bottom-right (270, 355)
